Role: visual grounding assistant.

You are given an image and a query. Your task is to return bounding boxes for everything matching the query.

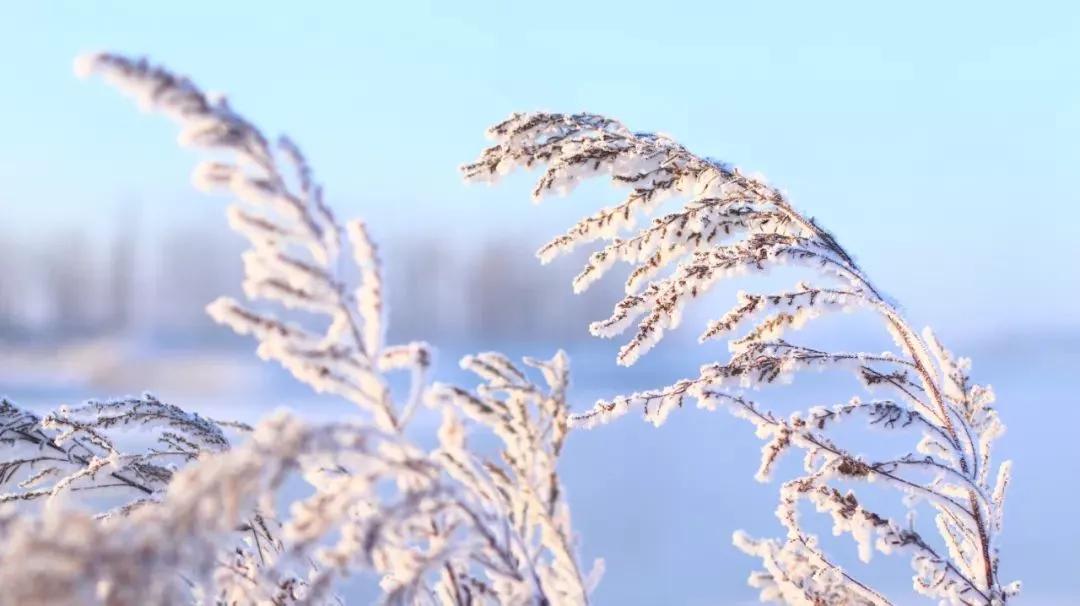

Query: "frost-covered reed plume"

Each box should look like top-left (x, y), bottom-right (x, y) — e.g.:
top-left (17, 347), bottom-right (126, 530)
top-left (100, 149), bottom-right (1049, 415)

top-left (0, 412), bottom-right (428, 605)
top-left (75, 52), bottom-right (431, 436)
top-left (0, 55), bottom-right (598, 605)
top-left (1, 394), bottom-right (240, 515)
top-left (423, 351), bottom-right (603, 605)
top-left (465, 113), bottom-right (1016, 605)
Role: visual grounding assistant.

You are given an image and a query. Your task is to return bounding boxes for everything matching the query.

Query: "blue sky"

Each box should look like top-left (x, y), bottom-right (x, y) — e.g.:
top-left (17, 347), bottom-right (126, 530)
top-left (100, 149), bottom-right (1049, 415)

top-left (1, 1), bottom-right (1078, 338)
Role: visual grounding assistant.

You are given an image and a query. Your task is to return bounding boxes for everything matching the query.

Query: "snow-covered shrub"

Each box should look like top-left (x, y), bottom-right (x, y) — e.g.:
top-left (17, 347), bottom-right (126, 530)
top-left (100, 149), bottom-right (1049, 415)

top-left (464, 112), bottom-right (1017, 605)
top-left (0, 55), bottom-right (599, 605)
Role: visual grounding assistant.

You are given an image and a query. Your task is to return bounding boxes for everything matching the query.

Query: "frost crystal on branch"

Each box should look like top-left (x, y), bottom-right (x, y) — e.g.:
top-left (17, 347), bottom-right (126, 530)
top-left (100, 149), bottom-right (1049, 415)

top-left (426, 351), bottom-right (603, 605)
top-left (78, 52), bottom-right (430, 434)
top-left (466, 112), bottom-right (1016, 605)
top-left (1, 394), bottom-right (237, 516)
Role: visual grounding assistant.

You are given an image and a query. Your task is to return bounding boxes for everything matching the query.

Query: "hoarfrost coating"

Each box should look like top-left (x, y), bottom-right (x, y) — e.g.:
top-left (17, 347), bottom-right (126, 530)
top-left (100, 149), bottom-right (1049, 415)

top-left (464, 112), bottom-right (1016, 605)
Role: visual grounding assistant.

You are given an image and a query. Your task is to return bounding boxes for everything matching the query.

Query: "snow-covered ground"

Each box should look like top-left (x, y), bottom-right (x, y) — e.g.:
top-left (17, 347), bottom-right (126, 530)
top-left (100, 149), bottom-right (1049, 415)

top-left (2, 336), bottom-right (1075, 605)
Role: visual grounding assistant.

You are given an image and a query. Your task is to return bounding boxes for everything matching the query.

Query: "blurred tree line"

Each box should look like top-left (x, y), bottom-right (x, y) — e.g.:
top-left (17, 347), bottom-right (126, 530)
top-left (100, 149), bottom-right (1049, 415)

top-left (0, 225), bottom-right (620, 348)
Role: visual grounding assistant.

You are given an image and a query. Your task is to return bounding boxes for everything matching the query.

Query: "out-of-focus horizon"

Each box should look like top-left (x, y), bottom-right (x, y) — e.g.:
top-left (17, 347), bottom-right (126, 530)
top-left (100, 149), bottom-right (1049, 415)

top-left (3, 1), bottom-right (1079, 342)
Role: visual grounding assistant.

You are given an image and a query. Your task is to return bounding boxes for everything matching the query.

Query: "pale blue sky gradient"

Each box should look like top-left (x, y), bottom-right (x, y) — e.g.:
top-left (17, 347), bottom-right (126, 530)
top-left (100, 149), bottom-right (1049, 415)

top-left (2, 1), bottom-right (1078, 339)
